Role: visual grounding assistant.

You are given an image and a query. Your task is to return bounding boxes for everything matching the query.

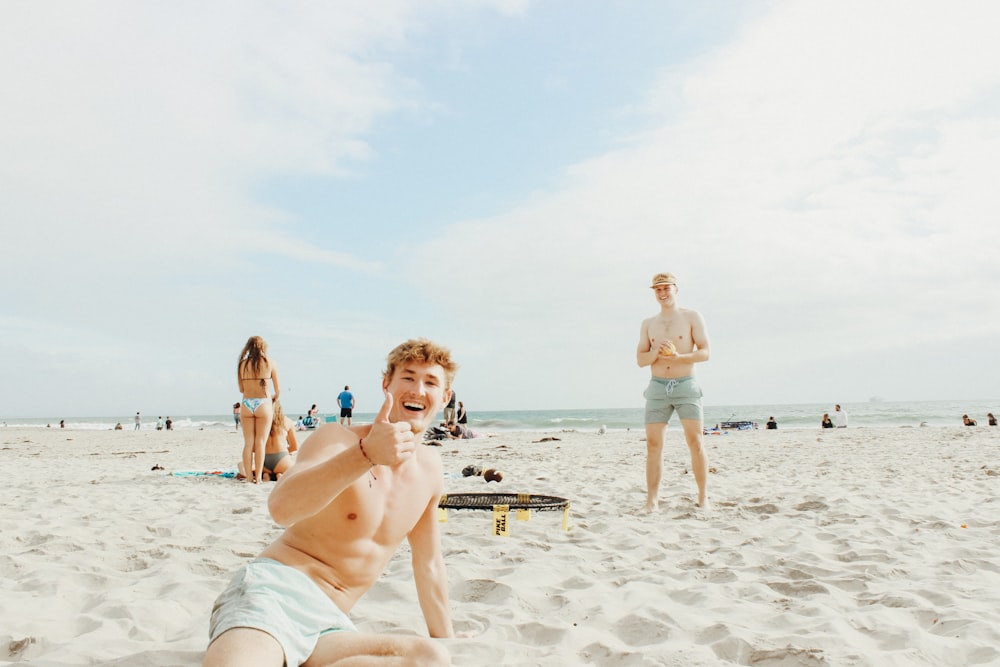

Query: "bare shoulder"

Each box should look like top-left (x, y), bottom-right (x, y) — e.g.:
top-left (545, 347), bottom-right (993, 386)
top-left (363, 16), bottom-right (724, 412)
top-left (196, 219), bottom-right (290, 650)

top-left (680, 307), bottom-right (706, 323)
top-left (416, 442), bottom-right (445, 471)
top-left (297, 422), bottom-right (357, 460)
top-left (415, 443), bottom-right (446, 491)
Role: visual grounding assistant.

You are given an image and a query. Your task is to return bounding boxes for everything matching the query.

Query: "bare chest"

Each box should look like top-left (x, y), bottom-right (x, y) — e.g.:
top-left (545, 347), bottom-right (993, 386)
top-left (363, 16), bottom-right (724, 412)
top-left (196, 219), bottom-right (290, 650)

top-left (648, 316), bottom-right (693, 350)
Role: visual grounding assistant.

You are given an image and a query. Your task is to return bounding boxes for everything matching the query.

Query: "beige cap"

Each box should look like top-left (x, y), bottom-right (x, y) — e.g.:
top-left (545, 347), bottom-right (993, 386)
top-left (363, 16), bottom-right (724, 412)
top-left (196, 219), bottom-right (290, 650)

top-left (650, 272), bottom-right (677, 288)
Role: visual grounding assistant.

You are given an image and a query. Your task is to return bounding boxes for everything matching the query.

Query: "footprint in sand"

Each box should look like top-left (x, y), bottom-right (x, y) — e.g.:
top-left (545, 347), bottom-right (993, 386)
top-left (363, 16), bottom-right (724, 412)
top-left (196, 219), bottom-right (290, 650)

top-left (454, 578), bottom-right (514, 605)
top-left (610, 613), bottom-right (672, 647)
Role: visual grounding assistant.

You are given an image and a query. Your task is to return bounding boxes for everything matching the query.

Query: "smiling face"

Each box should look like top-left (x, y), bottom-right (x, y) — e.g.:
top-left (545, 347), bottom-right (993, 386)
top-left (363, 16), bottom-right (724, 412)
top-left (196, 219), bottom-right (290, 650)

top-left (383, 362), bottom-right (451, 434)
top-left (652, 283), bottom-right (676, 305)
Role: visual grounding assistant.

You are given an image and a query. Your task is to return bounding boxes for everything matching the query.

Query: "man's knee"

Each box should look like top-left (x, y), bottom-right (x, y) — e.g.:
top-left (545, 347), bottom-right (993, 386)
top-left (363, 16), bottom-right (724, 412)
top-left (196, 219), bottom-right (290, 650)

top-left (405, 638), bottom-right (450, 666)
top-left (204, 627), bottom-right (283, 666)
top-left (644, 424), bottom-right (666, 448)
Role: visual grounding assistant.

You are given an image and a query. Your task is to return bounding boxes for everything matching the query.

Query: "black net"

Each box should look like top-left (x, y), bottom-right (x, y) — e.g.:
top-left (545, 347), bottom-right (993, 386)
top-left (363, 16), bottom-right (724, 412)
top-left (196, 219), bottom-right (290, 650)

top-left (438, 492), bottom-right (569, 512)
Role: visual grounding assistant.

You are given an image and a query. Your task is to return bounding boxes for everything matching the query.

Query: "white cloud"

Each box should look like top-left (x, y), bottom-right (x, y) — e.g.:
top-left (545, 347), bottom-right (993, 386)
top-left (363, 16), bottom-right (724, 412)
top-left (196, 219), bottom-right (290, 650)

top-left (0, 2), bottom-right (424, 275)
top-left (4, 1), bottom-right (999, 416)
top-left (408, 0), bottom-right (1000, 406)
top-left (0, 1), bottom-right (533, 416)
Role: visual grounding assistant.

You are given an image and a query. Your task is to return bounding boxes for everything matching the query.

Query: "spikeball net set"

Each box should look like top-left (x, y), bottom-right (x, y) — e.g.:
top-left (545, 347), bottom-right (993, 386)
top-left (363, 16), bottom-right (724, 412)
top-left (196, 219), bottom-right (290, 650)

top-left (438, 493), bottom-right (570, 537)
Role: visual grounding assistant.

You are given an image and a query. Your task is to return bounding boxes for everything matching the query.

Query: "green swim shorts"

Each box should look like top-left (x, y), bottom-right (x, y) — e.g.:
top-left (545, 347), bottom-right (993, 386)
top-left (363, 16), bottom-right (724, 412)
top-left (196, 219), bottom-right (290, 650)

top-left (208, 558), bottom-right (357, 666)
top-left (644, 376), bottom-right (703, 424)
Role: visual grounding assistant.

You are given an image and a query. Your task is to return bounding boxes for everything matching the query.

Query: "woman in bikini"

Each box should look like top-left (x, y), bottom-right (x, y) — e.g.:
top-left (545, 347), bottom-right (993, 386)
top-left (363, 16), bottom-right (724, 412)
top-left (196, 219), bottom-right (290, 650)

top-left (237, 336), bottom-right (281, 484)
top-left (237, 399), bottom-right (298, 481)
top-left (263, 399), bottom-right (298, 481)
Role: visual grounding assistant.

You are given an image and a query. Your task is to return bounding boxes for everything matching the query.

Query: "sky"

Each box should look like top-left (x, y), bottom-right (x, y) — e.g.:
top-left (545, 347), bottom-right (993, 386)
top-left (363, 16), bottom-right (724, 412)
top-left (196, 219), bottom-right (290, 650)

top-left (3, 0), bottom-right (1000, 419)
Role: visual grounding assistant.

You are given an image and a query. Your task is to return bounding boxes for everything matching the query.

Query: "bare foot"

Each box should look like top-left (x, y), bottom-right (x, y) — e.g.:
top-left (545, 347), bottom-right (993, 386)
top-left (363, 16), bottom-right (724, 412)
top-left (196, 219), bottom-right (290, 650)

top-left (641, 499), bottom-right (659, 514)
top-left (696, 497), bottom-right (711, 511)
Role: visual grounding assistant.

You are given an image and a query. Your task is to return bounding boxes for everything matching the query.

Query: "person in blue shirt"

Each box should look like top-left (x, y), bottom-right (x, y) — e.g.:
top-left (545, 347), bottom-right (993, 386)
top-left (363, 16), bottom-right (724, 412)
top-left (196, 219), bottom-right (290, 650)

top-left (337, 386), bottom-right (356, 426)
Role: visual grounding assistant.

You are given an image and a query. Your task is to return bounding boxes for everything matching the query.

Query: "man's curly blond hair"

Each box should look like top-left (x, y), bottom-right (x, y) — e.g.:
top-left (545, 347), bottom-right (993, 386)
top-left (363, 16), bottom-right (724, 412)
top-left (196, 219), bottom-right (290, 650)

top-left (384, 338), bottom-right (458, 389)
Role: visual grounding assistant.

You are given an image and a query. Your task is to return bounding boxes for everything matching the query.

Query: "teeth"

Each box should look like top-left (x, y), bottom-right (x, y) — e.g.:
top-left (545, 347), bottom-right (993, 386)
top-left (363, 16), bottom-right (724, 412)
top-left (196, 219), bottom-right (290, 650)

top-left (402, 402), bottom-right (425, 411)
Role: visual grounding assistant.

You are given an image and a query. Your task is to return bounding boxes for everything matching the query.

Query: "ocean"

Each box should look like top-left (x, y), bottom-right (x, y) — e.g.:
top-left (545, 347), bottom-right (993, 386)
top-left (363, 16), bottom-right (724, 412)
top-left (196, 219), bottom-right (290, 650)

top-left (3, 399), bottom-right (997, 432)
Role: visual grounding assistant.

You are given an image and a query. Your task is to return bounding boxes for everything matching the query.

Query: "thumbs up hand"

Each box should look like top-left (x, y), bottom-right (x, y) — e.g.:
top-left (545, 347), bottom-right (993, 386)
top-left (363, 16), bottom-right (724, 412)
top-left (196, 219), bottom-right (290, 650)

top-left (361, 390), bottom-right (416, 466)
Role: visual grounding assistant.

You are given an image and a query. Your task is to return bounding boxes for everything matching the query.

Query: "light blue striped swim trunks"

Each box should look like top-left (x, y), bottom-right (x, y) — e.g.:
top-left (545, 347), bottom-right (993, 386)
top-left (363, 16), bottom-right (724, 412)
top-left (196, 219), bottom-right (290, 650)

top-left (208, 558), bottom-right (357, 666)
top-left (643, 375), bottom-right (703, 424)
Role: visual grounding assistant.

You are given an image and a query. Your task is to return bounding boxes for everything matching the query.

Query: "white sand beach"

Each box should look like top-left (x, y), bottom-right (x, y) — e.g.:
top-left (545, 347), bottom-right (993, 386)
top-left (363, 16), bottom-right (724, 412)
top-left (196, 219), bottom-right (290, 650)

top-left (2, 425), bottom-right (998, 666)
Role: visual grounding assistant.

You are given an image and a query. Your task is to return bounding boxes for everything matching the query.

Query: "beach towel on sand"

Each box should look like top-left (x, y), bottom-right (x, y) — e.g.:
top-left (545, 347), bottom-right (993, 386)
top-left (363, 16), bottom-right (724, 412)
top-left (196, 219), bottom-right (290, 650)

top-left (171, 469), bottom-right (238, 478)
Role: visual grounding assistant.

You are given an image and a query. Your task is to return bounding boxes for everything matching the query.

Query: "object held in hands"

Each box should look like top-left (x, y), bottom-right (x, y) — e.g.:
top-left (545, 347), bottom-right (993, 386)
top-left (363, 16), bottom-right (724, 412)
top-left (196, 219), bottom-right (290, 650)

top-left (658, 340), bottom-right (677, 357)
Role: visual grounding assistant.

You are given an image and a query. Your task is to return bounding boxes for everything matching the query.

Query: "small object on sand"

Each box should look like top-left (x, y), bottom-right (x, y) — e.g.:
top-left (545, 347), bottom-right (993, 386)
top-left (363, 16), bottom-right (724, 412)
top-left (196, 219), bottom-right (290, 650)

top-left (151, 464), bottom-right (164, 471)
top-left (597, 425), bottom-right (607, 435)
top-left (483, 468), bottom-right (503, 483)
top-left (462, 465), bottom-right (483, 477)
top-left (532, 436), bottom-right (561, 443)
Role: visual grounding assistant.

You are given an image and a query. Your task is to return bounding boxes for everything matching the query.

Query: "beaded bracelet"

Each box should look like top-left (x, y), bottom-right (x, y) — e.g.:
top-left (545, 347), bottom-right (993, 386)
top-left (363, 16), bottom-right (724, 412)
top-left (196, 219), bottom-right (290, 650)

top-left (358, 439), bottom-right (378, 485)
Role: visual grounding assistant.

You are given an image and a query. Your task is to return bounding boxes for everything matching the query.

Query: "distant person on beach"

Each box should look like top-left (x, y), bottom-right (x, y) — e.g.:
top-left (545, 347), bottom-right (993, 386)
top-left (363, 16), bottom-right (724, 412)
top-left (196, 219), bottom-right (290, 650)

top-left (989, 413), bottom-right (997, 426)
top-left (832, 404), bottom-right (848, 428)
top-left (134, 412), bottom-right (141, 430)
top-left (821, 413), bottom-right (834, 428)
top-left (237, 335), bottom-right (281, 484)
top-left (203, 338), bottom-right (457, 666)
top-left (165, 417), bottom-right (173, 430)
top-left (304, 403), bottom-right (319, 428)
top-left (337, 386), bottom-right (355, 426)
top-left (59, 419), bottom-right (65, 428)
top-left (766, 417), bottom-right (777, 430)
top-left (232, 403), bottom-right (241, 430)
top-left (156, 416), bottom-right (164, 431)
top-left (114, 422), bottom-right (123, 430)
top-left (636, 272), bottom-right (711, 512)
top-left (443, 390), bottom-right (457, 423)
top-left (446, 421), bottom-right (480, 440)
top-left (456, 401), bottom-right (468, 425)
top-left (238, 399), bottom-right (298, 482)
top-left (962, 414), bottom-right (977, 426)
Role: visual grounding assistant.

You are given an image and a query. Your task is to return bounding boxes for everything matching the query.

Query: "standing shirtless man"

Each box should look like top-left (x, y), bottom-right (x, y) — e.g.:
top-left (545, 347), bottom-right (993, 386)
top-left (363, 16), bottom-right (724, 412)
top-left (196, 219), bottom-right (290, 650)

top-left (204, 339), bottom-right (456, 666)
top-left (636, 273), bottom-right (711, 512)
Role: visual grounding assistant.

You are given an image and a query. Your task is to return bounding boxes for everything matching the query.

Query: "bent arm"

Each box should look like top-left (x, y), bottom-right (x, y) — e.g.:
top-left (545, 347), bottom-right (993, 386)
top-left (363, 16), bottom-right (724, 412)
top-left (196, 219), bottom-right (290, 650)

top-left (409, 479), bottom-right (453, 638)
top-left (285, 420), bottom-right (299, 453)
top-left (270, 365), bottom-right (281, 401)
top-left (683, 312), bottom-right (711, 364)
top-left (636, 320), bottom-right (659, 368)
top-left (266, 426), bottom-right (371, 526)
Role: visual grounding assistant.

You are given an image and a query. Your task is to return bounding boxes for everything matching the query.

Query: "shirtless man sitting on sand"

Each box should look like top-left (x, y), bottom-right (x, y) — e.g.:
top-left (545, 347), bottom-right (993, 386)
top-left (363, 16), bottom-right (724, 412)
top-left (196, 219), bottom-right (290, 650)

top-left (204, 339), bottom-right (457, 666)
top-left (636, 272), bottom-right (711, 513)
